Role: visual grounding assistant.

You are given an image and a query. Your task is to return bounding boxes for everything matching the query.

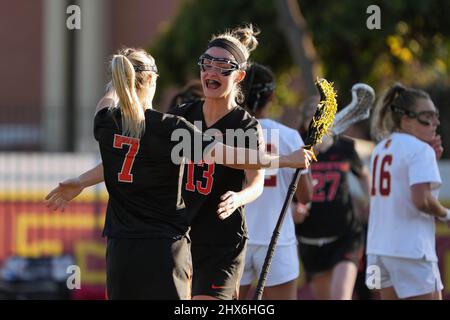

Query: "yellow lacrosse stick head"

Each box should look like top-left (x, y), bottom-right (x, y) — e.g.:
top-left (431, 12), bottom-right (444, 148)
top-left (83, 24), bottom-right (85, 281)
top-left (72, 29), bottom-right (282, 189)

top-left (304, 78), bottom-right (338, 161)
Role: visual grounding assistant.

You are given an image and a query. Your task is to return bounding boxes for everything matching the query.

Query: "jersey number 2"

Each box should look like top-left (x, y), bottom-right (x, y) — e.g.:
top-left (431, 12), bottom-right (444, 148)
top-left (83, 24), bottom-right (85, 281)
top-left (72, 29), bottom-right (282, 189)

top-left (264, 143), bottom-right (277, 187)
top-left (371, 154), bottom-right (392, 196)
top-left (113, 134), bottom-right (140, 183)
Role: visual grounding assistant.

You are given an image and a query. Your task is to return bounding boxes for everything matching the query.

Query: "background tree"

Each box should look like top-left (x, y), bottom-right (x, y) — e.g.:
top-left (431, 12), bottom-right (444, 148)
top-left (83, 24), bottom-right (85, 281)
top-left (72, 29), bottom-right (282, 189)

top-left (151, 0), bottom-right (450, 155)
top-left (151, 0), bottom-right (301, 114)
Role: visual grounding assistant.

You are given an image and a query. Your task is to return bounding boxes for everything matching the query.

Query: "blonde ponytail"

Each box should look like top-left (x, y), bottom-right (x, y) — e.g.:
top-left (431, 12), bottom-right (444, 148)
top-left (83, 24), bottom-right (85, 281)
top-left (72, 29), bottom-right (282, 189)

top-left (111, 54), bottom-right (146, 139)
top-left (371, 83), bottom-right (430, 141)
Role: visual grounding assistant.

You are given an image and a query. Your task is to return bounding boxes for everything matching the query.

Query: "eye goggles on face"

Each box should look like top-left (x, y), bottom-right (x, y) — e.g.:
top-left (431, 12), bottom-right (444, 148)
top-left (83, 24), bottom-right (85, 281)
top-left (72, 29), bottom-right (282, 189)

top-left (197, 54), bottom-right (240, 76)
top-left (392, 105), bottom-right (440, 126)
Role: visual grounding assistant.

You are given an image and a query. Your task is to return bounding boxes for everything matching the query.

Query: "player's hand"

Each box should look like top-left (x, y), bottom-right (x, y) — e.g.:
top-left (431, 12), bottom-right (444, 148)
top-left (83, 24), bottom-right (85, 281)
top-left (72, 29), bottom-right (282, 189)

top-left (217, 191), bottom-right (241, 220)
top-left (292, 202), bottom-right (310, 224)
top-left (430, 135), bottom-right (443, 160)
top-left (45, 178), bottom-right (84, 212)
top-left (288, 148), bottom-right (314, 169)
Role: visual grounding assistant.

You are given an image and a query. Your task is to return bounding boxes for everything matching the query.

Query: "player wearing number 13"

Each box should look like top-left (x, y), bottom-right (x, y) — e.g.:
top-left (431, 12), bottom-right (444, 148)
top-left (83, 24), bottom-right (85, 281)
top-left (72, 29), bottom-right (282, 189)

top-left (169, 25), bottom-right (266, 300)
top-left (366, 83), bottom-right (448, 300)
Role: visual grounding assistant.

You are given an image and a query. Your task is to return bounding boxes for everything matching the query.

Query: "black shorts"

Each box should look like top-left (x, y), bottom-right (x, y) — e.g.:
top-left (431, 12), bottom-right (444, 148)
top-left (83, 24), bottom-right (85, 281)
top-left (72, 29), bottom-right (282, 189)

top-left (106, 236), bottom-right (192, 300)
top-left (298, 230), bottom-right (364, 280)
top-left (191, 238), bottom-right (246, 300)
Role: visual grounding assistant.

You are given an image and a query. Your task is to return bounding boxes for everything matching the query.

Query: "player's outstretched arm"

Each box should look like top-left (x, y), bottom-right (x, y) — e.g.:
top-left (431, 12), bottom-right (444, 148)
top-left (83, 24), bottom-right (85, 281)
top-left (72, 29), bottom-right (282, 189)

top-left (206, 143), bottom-right (314, 170)
top-left (45, 163), bottom-right (104, 212)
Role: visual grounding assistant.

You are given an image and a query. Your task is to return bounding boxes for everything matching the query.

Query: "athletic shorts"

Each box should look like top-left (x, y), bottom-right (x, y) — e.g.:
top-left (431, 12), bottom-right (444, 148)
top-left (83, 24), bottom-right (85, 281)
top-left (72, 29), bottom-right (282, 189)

top-left (191, 238), bottom-right (246, 300)
top-left (240, 243), bottom-right (299, 287)
top-left (106, 236), bottom-right (192, 300)
top-left (298, 230), bottom-right (364, 280)
top-left (366, 254), bottom-right (443, 299)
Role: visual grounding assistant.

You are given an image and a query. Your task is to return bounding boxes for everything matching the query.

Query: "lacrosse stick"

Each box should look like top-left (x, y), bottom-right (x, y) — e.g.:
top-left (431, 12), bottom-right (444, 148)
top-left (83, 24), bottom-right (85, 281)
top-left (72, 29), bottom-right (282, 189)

top-left (253, 78), bottom-right (337, 300)
top-left (253, 82), bottom-right (375, 300)
top-left (332, 83), bottom-right (375, 135)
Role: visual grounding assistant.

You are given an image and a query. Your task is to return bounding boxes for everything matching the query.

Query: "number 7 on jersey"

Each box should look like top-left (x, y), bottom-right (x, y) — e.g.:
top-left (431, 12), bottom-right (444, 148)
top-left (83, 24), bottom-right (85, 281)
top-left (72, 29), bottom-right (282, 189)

top-left (113, 134), bottom-right (140, 183)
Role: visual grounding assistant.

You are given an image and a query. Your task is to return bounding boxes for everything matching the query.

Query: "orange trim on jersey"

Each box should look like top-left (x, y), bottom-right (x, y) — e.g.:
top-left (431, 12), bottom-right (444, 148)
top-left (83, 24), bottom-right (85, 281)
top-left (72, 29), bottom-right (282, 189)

top-left (211, 284), bottom-right (227, 289)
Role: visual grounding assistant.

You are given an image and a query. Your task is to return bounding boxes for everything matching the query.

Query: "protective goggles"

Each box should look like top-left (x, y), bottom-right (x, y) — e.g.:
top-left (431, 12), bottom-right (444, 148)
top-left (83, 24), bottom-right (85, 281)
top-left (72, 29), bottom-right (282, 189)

top-left (392, 106), bottom-right (439, 126)
top-left (197, 54), bottom-right (240, 76)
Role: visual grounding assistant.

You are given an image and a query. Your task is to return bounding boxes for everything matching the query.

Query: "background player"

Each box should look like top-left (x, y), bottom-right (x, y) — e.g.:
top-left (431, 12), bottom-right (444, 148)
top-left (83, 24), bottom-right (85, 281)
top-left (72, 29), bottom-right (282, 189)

top-left (238, 63), bottom-right (313, 300)
top-left (295, 96), bottom-right (370, 300)
top-left (366, 83), bottom-right (448, 300)
top-left (169, 24), bottom-right (266, 300)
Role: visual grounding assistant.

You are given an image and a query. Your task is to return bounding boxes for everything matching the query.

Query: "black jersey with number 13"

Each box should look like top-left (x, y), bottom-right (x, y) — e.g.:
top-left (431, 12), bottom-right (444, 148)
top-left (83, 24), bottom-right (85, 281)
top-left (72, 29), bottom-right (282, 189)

top-left (170, 101), bottom-right (263, 245)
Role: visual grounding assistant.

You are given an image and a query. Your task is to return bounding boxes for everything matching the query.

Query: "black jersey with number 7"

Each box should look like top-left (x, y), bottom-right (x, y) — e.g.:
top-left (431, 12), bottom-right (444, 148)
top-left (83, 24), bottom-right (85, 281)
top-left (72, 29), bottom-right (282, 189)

top-left (94, 107), bottom-right (215, 240)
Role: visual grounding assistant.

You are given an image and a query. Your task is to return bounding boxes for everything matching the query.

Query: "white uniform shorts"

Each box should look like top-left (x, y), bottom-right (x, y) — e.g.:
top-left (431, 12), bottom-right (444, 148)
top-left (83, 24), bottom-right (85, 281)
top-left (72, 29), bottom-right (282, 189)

top-left (366, 254), bottom-right (443, 299)
top-left (240, 243), bottom-right (299, 287)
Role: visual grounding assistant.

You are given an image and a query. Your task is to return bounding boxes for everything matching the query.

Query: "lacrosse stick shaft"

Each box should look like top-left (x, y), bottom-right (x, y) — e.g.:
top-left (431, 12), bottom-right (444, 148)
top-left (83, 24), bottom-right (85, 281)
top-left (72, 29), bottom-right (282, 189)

top-left (253, 78), bottom-right (337, 300)
top-left (253, 168), bottom-right (302, 300)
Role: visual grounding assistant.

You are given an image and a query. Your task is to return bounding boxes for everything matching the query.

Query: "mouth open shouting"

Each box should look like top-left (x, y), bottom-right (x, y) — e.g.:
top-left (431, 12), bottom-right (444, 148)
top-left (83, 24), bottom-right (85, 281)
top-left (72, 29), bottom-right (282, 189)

top-left (205, 79), bottom-right (222, 90)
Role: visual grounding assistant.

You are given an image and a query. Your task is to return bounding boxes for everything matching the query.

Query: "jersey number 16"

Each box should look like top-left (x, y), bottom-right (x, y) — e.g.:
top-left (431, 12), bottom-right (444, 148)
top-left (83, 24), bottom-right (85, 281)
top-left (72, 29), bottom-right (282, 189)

top-left (371, 154), bottom-right (393, 196)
